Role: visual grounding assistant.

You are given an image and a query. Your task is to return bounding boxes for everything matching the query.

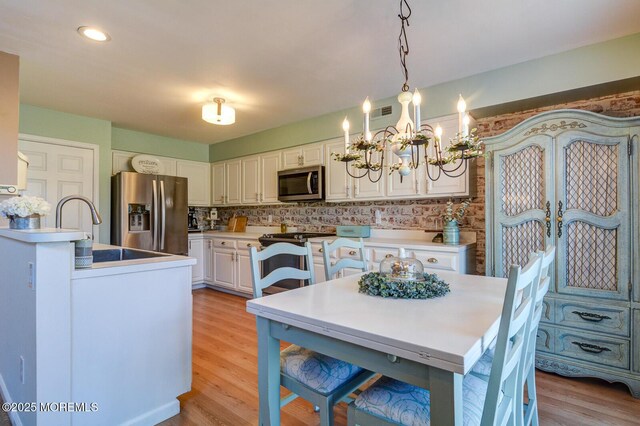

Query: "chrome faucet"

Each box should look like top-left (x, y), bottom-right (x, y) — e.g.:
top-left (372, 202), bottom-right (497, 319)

top-left (55, 195), bottom-right (103, 229)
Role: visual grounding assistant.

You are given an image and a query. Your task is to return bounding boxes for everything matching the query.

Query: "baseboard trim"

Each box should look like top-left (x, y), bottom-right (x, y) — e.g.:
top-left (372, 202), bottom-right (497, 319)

top-left (0, 373), bottom-right (24, 426)
top-left (121, 399), bottom-right (180, 426)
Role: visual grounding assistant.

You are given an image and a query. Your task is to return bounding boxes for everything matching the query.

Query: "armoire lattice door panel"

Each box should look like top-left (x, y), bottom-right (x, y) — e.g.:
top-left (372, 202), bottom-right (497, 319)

top-left (501, 220), bottom-right (546, 277)
top-left (492, 138), bottom-right (552, 278)
top-left (556, 135), bottom-right (629, 300)
top-left (565, 221), bottom-right (617, 291)
top-left (500, 145), bottom-right (546, 216)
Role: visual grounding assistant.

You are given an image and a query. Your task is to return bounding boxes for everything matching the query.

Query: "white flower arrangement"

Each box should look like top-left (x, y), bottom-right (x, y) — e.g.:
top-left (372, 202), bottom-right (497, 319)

top-left (0, 196), bottom-right (52, 218)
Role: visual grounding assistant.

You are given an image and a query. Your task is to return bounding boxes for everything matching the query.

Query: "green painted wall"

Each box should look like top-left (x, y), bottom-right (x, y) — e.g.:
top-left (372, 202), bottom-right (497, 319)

top-left (210, 32), bottom-right (640, 162)
top-left (18, 106), bottom-right (210, 243)
top-left (112, 127), bottom-right (209, 162)
top-left (19, 104), bottom-right (113, 242)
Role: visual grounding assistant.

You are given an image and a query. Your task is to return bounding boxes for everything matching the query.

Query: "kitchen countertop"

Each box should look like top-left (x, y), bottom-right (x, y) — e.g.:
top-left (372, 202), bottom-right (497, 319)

top-left (0, 226), bottom-right (86, 243)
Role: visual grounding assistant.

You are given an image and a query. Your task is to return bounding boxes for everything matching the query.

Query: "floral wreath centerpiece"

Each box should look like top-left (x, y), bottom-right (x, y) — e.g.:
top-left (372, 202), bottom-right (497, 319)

top-left (358, 248), bottom-right (450, 299)
top-left (0, 196), bottom-right (51, 230)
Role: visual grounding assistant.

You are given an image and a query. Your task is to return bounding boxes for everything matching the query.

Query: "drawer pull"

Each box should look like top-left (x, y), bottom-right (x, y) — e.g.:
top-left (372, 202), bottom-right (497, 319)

top-left (387, 354), bottom-right (399, 363)
top-left (427, 258), bottom-right (438, 264)
top-left (385, 254), bottom-right (393, 259)
top-left (349, 250), bottom-right (357, 255)
top-left (221, 241), bottom-right (226, 245)
top-left (571, 341), bottom-right (611, 354)
top-left (572, 311), bottom-right (611, 322)
top-left (247, 243), bottom-right (252, 247)
top-left (318, 248), bottom-right (323, 253)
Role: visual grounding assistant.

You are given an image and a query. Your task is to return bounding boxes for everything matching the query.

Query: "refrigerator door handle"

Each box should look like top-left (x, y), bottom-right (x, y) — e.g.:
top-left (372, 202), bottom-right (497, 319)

top-left (152, 179), bottom-right (158, 251)
top-left (160, 180), bottom-right (166, 251)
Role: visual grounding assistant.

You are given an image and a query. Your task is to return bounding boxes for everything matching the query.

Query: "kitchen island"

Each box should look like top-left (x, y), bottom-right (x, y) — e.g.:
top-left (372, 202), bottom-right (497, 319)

top-left (0, 228), bottom-right (195, 426)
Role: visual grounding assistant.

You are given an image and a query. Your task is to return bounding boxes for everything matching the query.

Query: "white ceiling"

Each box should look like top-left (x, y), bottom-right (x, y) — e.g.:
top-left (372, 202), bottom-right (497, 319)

top-left (1, 0), bottom-right (639, 144)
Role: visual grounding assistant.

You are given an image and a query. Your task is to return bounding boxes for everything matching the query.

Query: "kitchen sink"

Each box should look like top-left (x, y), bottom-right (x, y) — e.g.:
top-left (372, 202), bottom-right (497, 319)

top-left (92, 248), bottom-right (170, 263)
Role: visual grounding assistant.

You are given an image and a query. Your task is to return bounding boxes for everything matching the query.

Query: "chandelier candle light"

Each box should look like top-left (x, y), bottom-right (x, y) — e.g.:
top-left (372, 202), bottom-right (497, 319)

top-left (333, 0), bottom-right (483, 183)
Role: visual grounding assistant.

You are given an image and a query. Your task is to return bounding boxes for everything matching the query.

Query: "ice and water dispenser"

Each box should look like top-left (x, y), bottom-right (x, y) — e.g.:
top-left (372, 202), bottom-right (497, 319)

top-left (128, 203), bottom-right (151, 232)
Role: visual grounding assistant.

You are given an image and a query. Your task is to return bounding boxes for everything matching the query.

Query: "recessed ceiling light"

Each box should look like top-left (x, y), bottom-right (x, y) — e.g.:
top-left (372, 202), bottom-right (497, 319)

top-left (77, 26), bottom-right (111, 42)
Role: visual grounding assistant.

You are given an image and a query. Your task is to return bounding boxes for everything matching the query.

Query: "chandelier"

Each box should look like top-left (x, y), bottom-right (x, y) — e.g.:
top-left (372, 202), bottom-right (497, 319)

top-left (332, 0), bottom-right (483, 182)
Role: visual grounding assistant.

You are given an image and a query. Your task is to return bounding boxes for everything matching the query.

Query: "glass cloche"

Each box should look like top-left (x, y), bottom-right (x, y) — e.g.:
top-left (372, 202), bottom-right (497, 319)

top-left (379, 248), bottom-right (425, 282)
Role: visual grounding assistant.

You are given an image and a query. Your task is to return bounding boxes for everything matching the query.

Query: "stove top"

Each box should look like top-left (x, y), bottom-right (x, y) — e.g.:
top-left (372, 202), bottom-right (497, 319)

top-left (259, 232), bottom-right (336, 241)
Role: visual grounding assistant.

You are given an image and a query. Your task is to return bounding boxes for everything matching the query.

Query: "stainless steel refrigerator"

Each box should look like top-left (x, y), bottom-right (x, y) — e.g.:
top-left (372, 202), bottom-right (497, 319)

top-left (111, 172), bottom-right (188, 255)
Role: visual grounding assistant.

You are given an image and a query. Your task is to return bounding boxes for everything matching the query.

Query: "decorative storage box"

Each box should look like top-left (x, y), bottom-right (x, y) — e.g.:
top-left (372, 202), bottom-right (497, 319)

top-left (336, 225), bottom-right (371, 238)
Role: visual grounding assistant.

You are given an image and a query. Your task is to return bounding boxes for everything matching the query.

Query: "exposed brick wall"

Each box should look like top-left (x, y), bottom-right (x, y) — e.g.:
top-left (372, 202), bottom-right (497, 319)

top-left (219, 90), bottom-right (640, 275)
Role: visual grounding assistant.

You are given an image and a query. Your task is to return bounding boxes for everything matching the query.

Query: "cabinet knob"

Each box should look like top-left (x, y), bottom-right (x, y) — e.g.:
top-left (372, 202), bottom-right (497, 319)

top-left (427, 258), bottom-right (438, 264)
top-left (385, 254), bottom-right (393, 259)
top-left (318, 248), bottom-right (323, 253)
top-left (349, 250), bottom-right (357, 255)
top-left (247, 243), bottom-right (252, 247)
top-left (221, 241), bottom-right (226, 245)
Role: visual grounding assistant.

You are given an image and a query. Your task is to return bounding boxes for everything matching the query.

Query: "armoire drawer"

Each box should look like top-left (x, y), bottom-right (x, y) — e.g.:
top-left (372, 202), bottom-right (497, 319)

top-left (536, 324), bottom-right (554, 353)
top-left (554, 299), bottom-right (629, 337)
top-left (554, 329), bottom-right (629, 370)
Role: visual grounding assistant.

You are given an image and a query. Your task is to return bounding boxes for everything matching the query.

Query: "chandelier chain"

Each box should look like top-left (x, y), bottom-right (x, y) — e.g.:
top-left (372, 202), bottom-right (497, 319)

top-left (398, 0), bottom-right (412, 92)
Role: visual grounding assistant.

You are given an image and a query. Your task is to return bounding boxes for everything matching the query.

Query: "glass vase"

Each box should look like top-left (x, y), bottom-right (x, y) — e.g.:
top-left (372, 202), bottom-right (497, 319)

top-left (443, 220), bottom-right (460, 245)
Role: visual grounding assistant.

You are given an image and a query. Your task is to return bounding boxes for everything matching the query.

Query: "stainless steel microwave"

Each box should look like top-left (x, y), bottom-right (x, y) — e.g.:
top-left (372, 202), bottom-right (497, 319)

top-left (278, 165), bottom-right (325, 202)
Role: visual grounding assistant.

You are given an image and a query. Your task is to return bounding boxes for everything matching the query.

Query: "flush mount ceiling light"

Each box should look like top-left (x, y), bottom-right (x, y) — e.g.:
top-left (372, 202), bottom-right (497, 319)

top-left (77, 26), bottom-right (111, 42)
top-left (202, 98), bottom-right (235, 125)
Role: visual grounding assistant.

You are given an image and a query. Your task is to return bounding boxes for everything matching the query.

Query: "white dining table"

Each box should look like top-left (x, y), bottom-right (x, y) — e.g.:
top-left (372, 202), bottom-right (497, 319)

top-left (246, 271), bottom-right (508, 425)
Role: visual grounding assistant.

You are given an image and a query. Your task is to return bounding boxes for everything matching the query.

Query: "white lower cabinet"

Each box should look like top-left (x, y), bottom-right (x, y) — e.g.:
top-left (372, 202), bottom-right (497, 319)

top-left (176, 159), bottom-right (211, 206)
top-left (203, 239), bottom-right (213, 283)
top-left (188, 238), bottom-right (204, 285)
top-left (213, 248), bottom-right (235, 289)
top-left (236, 240), bottom-right (258, 294)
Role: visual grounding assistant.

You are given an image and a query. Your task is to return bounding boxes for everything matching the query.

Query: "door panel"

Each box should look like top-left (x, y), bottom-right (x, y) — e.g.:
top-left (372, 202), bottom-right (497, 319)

top-left (555, 132), bottom-right (629, 300)
top-left (213, 249), bottom-right (235, 289)
top-left (325, 141), bottom-right (350, 201)
top-left (225, 160), bottom-right (242, 205)
top-left (157, 176), bottom-right (188, 255)
top-left (491, 135), bottom-right (554, 277)
top-left (19, 139), bottom-right (96, 237)
top-left (241, 156), bottom-right (260, 204)
top-left (260, 153), bottom-right (281, 204)
top-left (211, 162), bottom-right (226, 206)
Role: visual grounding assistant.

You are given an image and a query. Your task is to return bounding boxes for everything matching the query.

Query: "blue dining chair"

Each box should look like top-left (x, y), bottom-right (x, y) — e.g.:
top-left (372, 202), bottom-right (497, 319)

top-left (322, 238), bottom-right (368, 280)
top-left (346, 255), bottom-right (542, 426)
top-left (469, 246), bottom-right (555, 426)
top-left (250, 242), bottom-right (375, 426)
top-left (517, 245), bottom-right (555, 426)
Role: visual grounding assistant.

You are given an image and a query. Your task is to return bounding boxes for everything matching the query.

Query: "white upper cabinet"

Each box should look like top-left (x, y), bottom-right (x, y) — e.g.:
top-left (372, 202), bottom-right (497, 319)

top-left (176, 159), bottom-right (211, 206)
top-left (211, 162), bottom-right (226, 206)
top-left (241, 156), bottom-right (260, 204)
top-left (353, 149), bottom-right (385, 199)
top-left (260, 152), bottom-right (281, 204)
top-left (423, 114), bottom-right (476, 197)
top-left (111, 151), bottom-right (177, 176)
top-left (281, 143), bottom-right (324, 169)
top-left (225, 159), bottom-right (242, 205)
top-left (325, 140), bottom-right (351, 201)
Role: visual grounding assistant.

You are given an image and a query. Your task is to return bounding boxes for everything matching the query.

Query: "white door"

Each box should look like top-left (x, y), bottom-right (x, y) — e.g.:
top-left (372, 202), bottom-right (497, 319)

top-left (236, 250), bottom-right (254, 294)
top-left (425, 114), bottom-right (468, 196)
top-left (301, 144), bottom-right (324, 166)
top-left (282, 148), bottom-right (302, 169)
top-left (325, 141), bottom-right (351, 201)
top-left (213, 248), bottom-right (235, 289)
top-left (260, 152), bottom-right (281, 204)
top-left (176, 160), bottom-right (211, 206)
top-left (188, 238), bottom-right (204, 284)
top-left (353, 149), bottom-right (385, 199)
top-left (19, 139), bottom-right (97, 238)
top-left (241, 156), bottom-right (260, 204)
top-left (211, 162), bottom-right (226, 206)
top-left (225, 160), bottom-right (242, 205)
top-left (203, 239), bottom-right (214, 283)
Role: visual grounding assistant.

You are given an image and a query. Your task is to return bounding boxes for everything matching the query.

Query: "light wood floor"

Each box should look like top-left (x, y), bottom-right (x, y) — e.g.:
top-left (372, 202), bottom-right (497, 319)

top-left (161, 289), bottom-right (640, 426)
